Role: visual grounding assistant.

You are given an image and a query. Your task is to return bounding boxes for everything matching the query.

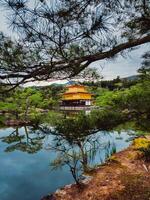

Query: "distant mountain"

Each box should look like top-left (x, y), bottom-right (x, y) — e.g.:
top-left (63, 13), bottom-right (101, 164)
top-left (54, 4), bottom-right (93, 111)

top-left (22, 75), bottom-right (140, 88)
top-left (121, 75), bottom-right (139, 81)
top-left (23, 78), bottom-right (85, 88)
top-left (23, 79), bottom-right (69, 87)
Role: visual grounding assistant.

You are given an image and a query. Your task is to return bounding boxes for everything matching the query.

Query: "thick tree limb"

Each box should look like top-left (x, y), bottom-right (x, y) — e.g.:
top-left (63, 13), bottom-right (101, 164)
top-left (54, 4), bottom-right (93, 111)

top-left (80, 35), bottom-right (150, 63)
top-left (1, 35), bottom-right (150, 85)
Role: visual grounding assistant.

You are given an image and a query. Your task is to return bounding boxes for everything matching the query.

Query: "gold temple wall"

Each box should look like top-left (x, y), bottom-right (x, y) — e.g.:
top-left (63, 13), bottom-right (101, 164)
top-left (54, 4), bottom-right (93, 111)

top-left (62, 93), bottom-right (92, 100)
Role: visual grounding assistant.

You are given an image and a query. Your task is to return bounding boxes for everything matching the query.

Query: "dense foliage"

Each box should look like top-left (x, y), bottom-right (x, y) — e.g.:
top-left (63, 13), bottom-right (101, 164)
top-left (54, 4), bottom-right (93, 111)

top-left (96, 80), bottom-right (150, 114)
top-left (0, 50), bottom-right (150, 131)
top-left (0, 85), bottom-right (63, 125)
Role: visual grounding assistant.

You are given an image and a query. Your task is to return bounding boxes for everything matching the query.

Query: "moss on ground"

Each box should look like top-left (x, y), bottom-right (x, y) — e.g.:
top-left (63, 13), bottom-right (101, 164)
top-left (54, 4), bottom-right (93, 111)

top-left (107, 172), bottom-right (150, 200)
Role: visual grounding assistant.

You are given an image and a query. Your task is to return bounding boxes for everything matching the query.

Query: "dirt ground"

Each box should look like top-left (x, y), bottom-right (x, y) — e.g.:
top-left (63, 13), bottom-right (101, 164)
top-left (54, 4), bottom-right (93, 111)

top-left (43, 142), bottom-right (150, 200)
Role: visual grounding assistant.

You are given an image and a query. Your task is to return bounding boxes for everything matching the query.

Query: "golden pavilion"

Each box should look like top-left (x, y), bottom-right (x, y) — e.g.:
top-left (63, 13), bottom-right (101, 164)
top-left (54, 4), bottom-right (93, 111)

top-left (61, 85), bottom-right (92, 107)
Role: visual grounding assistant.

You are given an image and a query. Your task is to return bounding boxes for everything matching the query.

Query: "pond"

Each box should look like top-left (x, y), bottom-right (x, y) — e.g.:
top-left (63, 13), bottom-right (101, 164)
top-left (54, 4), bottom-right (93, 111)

top-left (0, 126), bottom-right (136, 200)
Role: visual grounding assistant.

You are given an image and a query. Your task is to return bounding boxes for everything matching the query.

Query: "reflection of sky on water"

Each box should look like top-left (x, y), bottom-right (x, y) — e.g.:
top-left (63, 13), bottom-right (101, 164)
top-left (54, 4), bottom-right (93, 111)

top-left (0, 127), bottom-right (135, 200)
top-left (89, 131), bottom-right (133, 165)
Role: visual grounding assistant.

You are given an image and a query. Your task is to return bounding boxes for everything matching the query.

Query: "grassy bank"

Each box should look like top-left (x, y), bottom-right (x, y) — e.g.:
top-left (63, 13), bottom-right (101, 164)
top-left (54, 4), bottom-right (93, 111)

top-left (45, 136), bottom-right (150, 200)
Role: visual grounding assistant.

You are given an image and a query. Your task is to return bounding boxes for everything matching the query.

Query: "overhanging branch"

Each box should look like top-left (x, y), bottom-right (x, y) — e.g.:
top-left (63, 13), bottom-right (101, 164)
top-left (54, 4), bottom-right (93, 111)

top-left (0, 35), bottom-right (150, 85)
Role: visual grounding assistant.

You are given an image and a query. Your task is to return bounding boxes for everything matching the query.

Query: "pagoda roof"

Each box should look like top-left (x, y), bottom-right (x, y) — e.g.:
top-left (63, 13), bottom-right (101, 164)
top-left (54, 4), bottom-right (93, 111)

top-left (63, 91), bottom-right (92, 95)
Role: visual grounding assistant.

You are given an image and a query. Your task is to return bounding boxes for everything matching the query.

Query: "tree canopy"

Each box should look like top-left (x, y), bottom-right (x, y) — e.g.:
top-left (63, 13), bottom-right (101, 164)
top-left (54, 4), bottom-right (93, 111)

top-left (138, 51), bottom-right (150, 80)
top-left (0, 0), bottom-right (150, 88)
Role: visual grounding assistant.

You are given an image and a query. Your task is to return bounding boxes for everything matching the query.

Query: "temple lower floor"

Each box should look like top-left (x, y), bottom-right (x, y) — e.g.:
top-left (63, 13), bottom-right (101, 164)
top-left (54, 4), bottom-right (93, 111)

top-left (61, 99), bottom-right (92, 106)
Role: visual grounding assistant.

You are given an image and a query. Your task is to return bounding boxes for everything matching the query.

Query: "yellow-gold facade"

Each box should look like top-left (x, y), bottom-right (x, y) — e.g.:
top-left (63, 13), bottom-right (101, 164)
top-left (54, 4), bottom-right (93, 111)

top-left (62, 85), bottom-right (92, 101)
top-left (62, 93), bottom-right (92, 100)
top-left (65, 85), bottom-right (87, 94)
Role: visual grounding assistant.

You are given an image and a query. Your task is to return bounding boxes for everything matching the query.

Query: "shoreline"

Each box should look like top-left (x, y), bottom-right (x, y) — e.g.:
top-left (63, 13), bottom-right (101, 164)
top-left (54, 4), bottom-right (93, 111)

top-left (42, 136), bottom-right (150, 200)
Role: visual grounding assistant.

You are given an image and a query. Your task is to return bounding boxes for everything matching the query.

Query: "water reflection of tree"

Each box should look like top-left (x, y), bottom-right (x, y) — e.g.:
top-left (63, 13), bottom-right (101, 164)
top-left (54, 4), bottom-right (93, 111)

top-left (0, 126), bottom-right (45, 153)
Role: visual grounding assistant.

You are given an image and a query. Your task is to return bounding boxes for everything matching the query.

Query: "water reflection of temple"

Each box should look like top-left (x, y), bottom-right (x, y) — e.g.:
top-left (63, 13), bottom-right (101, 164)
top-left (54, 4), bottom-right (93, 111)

top-left (60, 85), bottom-right (93, 110)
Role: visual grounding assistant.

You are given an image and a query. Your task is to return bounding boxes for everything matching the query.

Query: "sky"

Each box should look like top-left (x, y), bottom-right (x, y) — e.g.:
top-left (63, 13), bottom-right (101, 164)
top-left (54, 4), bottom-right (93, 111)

top-left (0, 8), bottom-right (149, 80)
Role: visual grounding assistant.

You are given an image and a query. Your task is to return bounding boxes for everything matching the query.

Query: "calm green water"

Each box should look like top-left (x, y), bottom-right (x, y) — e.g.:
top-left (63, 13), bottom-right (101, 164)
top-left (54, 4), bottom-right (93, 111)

top-left (0, 126), bottom-right (135, 200)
